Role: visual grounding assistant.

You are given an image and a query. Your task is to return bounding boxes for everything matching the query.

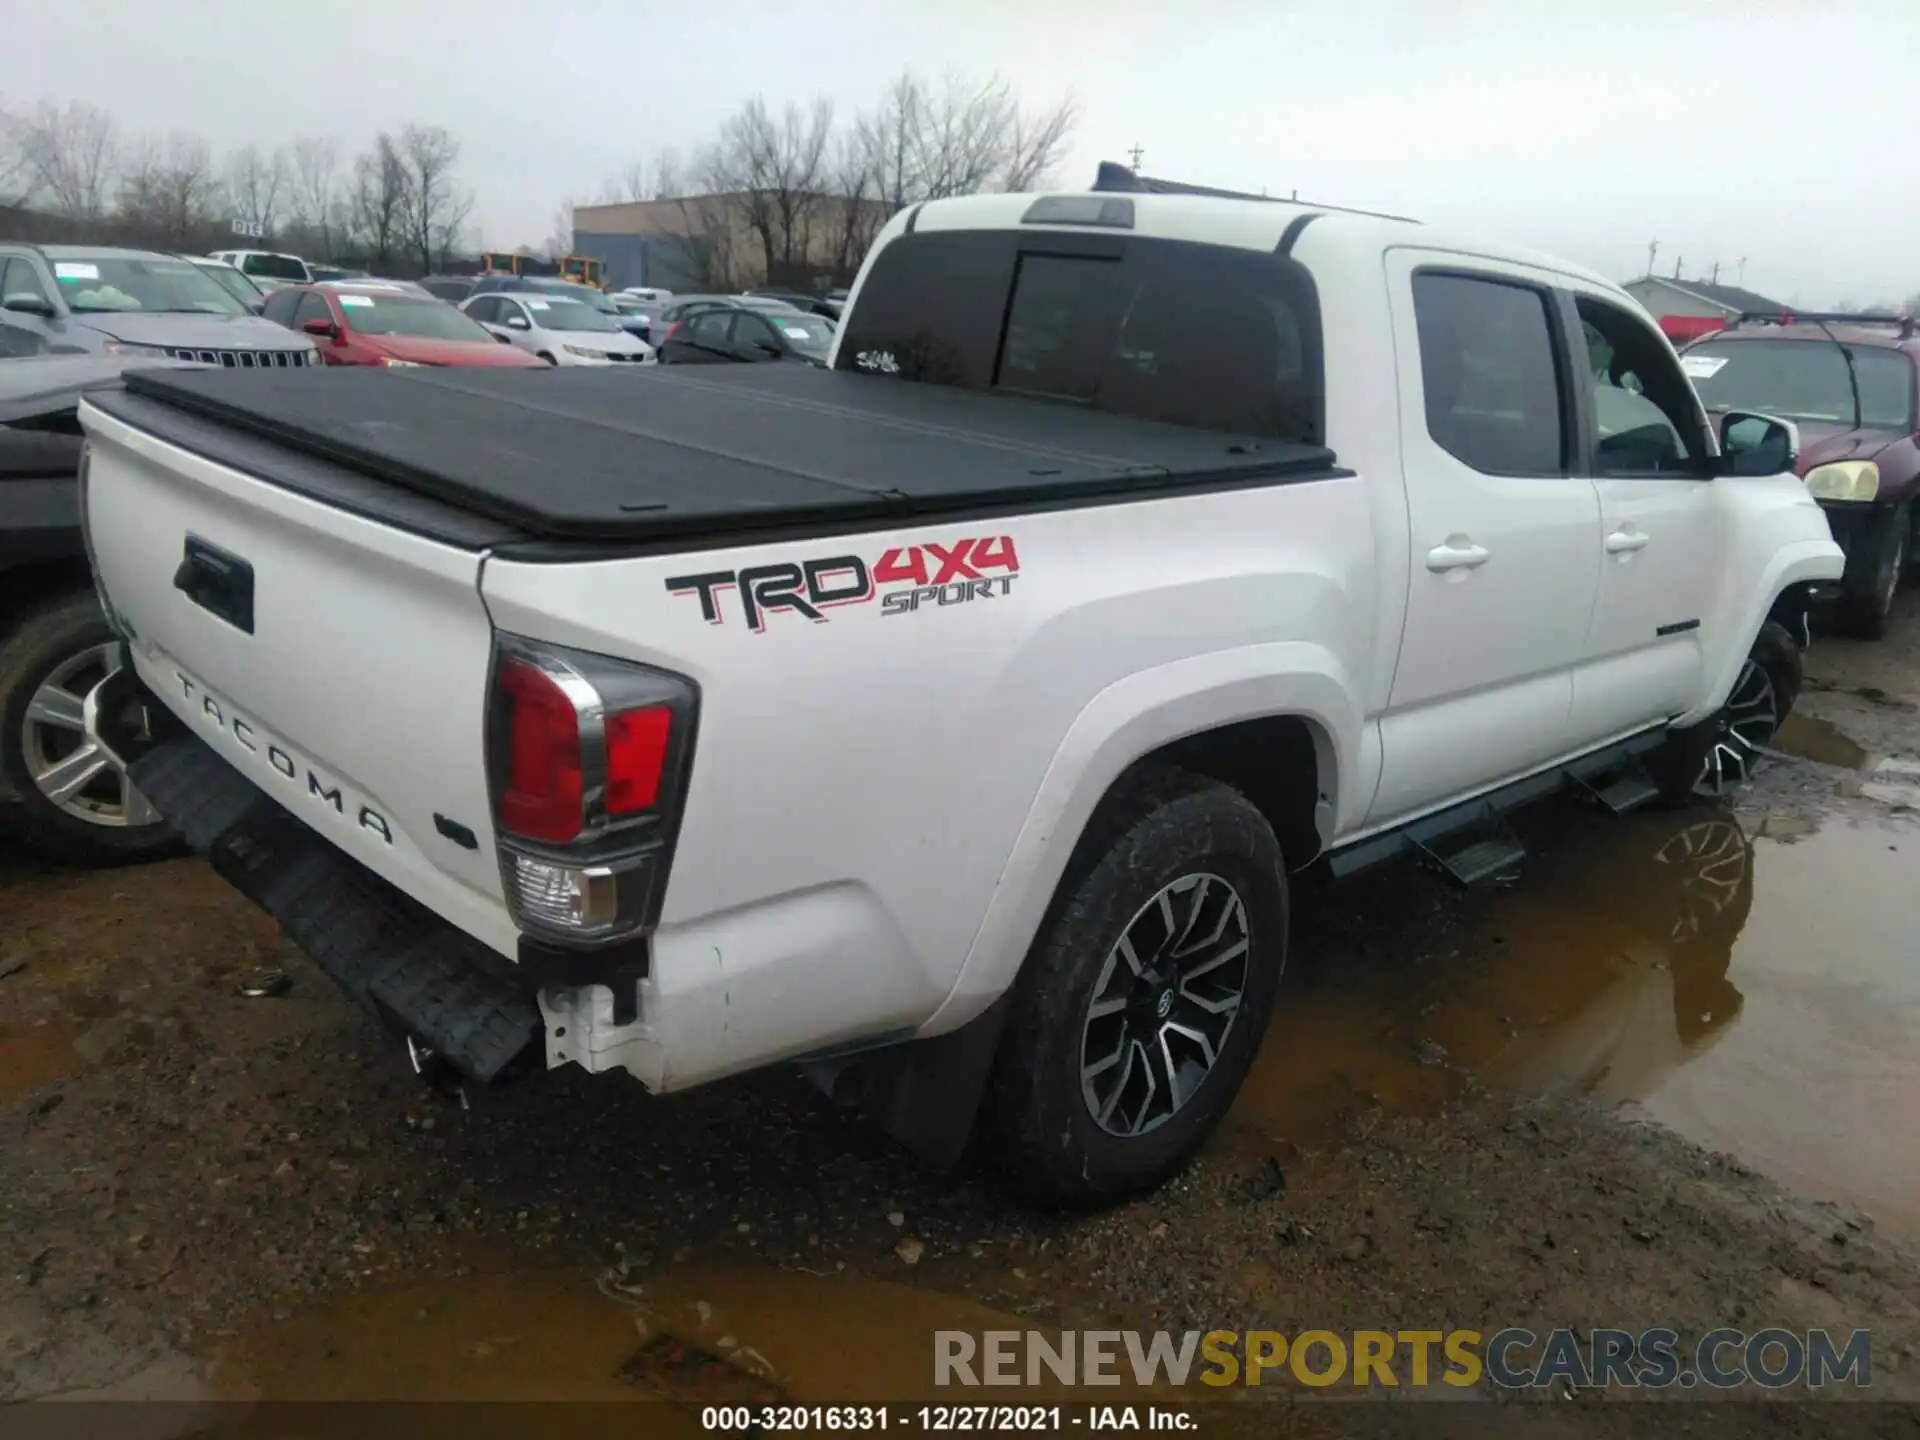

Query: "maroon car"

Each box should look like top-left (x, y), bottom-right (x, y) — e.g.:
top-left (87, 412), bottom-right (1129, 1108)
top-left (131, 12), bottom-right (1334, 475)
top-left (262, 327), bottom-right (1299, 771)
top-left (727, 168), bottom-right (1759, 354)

top-left (1682, 314), bottom-right (1919, 637)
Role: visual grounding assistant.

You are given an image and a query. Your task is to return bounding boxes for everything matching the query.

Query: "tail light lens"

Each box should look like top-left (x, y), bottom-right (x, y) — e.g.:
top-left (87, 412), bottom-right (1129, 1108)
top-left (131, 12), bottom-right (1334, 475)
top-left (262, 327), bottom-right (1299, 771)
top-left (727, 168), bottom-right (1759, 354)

top-left (663, 321), bottom-right (685, 342)
top-left (486, 636), bottom-right (698, 946)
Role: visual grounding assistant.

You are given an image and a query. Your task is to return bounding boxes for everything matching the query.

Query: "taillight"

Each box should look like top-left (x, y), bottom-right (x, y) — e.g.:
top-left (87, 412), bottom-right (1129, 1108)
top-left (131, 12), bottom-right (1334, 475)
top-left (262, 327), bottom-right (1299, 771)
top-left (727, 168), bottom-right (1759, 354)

top-left (663, 321), bottom-right (685, 341)
top-left (486, 636), bottom-right (698, 946)
top-left (495, 657), bottom-right (584, 842)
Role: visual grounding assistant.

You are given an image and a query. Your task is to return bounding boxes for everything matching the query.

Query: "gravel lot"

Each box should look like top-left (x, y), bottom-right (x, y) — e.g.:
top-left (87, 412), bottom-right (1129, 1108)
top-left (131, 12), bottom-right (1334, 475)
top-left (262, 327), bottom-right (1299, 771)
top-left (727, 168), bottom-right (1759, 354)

top-left (4, 594), bottom-right (1920, 1434)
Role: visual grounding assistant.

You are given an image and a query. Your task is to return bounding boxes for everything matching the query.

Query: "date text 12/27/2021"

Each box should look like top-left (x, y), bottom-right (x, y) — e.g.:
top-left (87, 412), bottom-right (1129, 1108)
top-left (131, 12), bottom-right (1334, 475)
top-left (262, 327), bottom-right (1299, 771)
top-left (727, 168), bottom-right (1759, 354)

top-left (700, 1405), bottom-right (1198, 1431)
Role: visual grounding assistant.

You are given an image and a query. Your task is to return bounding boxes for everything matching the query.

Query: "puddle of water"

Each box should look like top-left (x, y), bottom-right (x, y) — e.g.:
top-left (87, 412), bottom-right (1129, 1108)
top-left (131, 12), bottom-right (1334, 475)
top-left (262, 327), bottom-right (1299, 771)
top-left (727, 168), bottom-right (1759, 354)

top-left (206, 1262), bottom-right (1141, 1413)
top-left (1774, 712), bottom-right (1870, 770)
top-left (1234, 809), bottom-right (1920, 1236)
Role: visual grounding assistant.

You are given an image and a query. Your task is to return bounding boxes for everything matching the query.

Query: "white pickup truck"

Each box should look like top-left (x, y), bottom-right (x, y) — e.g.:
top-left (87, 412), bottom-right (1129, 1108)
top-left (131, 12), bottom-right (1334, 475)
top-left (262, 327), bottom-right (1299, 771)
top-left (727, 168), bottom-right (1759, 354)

top-left (77, 172), bottom-right (1843, 1204)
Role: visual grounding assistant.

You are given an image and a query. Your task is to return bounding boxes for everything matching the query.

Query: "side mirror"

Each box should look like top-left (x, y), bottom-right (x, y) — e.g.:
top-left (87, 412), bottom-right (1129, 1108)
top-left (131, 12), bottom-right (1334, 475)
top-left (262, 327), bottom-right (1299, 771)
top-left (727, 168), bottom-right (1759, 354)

top-left (1718, 411), bottom-right (1799, 478)
top-left (300, 316), bottom-right (338, 339)
top-left (2, 294), bottom-right (56, 318)
top-left (754, 340), bottom-right (784, 358)
top-left (506, 317), bottom-right (530, 331)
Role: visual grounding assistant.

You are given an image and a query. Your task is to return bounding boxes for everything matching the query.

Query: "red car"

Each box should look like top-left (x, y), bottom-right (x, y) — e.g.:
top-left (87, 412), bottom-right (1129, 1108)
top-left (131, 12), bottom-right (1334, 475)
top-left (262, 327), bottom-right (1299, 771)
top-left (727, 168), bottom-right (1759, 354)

top-left (1683, 313), bottom-right (1919, 637)
top-left (261, 283), bottom-right (548, 369)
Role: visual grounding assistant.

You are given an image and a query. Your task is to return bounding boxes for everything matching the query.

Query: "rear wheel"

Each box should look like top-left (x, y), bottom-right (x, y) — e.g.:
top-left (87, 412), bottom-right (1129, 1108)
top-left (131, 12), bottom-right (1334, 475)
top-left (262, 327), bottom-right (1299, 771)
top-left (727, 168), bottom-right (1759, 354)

top-left (0, 591), bottom-right (177, 865)
top-left (1648, 621), bottom-right (1801, 803)
top-left (983, 771), bottom-right (1288, 1207)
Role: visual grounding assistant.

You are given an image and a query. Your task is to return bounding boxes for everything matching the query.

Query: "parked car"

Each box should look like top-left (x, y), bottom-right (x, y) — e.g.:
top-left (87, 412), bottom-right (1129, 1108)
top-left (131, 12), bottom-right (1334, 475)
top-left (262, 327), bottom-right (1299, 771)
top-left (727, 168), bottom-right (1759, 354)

top-left (657, 300), bottom-right (834, 366)
top-left (316, 277), bottom-right (434, 300)
top-left (609, 294), bottom-right (672, 343)
top-left (308, 265), bottom-right (369, 283)
top-left (745, 286), bottom-right (841, 320)
top-left (261, 284), bottom-right (550, 369)
top-left (76, 178), bottom-right (1840, 1204)
top-left (1681, 313), bottom-right (1920, 637)
top-left (207, 249), bottom-right (314, 288)
top-left (188, 256), bottom-right (267, 312)
top-left (469, 275), bottom-right (654, 343)
top-left (0, 354), bottom-right (210, 864)
top-left (459, 292), bottom-right (653, 365)
top-left (0, 245), bottom-right (320, 367)
top-left (654, 293), bottom-right (801, 337)
top-left (419, 275), bottom-right (478, 305)
top-left (618, 286), bottom-right (674, 303)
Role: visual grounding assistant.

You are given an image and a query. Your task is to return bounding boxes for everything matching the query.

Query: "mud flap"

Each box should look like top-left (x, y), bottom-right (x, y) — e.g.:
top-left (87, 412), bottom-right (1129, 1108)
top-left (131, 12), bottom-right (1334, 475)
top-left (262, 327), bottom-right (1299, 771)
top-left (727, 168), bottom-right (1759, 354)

top-left (801, 994), bottom-right (1014, 1173)
top-left (129, 731), bottom-right (540, 1085)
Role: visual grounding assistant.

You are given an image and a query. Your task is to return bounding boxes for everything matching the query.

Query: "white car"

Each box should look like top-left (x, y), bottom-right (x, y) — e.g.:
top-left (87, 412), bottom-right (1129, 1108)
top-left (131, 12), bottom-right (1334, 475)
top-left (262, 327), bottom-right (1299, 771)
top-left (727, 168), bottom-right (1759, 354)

top-left (459, 292), bottom-right (653, 366)
top-left (78, 179), bottom-right (1842, 1205)
top-left (207, 249), bottom-right (314, 290)
top-left (618, 286), bottom-right (673, 303)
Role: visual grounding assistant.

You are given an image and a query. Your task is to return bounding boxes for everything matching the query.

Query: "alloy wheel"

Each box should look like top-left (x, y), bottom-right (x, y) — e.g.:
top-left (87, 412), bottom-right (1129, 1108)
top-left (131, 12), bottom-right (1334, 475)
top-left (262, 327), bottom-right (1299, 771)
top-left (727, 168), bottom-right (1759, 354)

top-left (21, 642), bottom-right (158, 829)
top-left (1694, 658), bottom-right (1778, 798)
top-left (1080, 872), bottom-right (1251, 1138)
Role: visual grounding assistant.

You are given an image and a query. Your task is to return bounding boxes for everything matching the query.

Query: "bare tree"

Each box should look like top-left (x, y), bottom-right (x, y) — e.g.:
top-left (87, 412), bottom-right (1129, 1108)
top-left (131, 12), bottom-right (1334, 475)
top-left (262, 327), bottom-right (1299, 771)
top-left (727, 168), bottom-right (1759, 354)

top-left (824, 128), bottom-right (883, 280)
top-left (1000, 92), bottom-right (1080, 193)
top-left (0, 99), bottom-right (32, 204)
top-left (852, 69), bottom-right (1079, 215)
top-left (118, 132), bottom-right (221, 247)
top-left (224, 144), bottom-right (288, 241)
top-left (15, 100), bottom-right (119, 226)
top-left (398, 123), bottom-right (467, 274)
top-left (288, 136), bottom-right (342, 257)
top-left (544, 196), bottom-right (579, 261)
top-left (709, 96), bottom-right (833, 286)
top-left (350, 132), bottom-right (410, 270)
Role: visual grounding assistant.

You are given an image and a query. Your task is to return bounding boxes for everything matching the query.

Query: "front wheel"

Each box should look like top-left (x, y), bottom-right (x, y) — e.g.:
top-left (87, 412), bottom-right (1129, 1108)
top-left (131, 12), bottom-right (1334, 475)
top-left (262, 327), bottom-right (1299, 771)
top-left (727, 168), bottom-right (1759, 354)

top-left (983, 771), bottom-right (1288, 1207)
top-left (1648, 621), bottom-right (1802, 803)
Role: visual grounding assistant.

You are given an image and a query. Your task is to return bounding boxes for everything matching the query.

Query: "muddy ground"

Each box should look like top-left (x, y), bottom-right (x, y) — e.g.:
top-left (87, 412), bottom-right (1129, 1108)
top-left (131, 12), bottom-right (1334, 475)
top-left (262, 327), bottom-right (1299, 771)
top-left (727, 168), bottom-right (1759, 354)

top-left (4, 596), bottom-right (1920, 1436)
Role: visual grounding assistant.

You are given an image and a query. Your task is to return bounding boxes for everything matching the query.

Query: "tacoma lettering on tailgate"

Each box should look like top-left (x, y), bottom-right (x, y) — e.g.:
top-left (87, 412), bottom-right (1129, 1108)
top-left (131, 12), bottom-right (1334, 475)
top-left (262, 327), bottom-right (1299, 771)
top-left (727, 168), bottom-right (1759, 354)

top-left (174, 671), bottom-right (394, 844)
top-left (665, 535), bottom-right (1020, 633)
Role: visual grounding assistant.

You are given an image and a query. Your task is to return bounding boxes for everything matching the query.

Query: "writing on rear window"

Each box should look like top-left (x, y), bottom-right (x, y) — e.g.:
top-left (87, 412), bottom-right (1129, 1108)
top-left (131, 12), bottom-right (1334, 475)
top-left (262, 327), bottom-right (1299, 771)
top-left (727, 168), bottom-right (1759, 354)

top-left (665, 534), bottom-right (1021, 633)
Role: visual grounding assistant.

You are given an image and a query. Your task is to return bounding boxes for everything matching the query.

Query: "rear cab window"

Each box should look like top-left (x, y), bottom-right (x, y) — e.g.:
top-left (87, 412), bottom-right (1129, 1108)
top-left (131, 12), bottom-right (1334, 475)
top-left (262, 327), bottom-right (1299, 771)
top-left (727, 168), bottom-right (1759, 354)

top-left (834, 230), bottom-right (1324, 444)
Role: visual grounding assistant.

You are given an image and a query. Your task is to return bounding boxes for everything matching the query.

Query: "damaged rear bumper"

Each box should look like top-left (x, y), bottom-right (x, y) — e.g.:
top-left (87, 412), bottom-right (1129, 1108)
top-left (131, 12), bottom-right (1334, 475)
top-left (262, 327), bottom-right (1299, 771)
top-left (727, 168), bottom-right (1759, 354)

top-left (94, 664), bottom-right (543, 1086)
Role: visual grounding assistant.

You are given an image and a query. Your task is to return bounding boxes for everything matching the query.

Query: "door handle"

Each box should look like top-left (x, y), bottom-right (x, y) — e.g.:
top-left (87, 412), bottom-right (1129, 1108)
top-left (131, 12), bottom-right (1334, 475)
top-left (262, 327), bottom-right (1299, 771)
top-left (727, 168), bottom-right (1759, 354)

top-left (1426, 539), bottom-right (1490, 573)
top-left (1605, 529), bottom-right (1651, 555)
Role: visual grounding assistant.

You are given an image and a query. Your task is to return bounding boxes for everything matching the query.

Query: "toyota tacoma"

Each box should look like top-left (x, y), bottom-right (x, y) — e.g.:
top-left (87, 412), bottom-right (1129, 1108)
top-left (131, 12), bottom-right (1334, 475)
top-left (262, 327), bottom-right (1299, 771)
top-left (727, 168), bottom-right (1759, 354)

top-left (74, 169), bottom-right (1843, 1203)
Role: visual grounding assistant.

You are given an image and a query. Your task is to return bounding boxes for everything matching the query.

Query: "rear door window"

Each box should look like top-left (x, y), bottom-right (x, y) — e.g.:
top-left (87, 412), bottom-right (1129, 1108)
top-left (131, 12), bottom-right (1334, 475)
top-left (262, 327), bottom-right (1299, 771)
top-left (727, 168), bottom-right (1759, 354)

top-left (1410, 272), bottom-right (1567, 475)
top-left (836, 231), bottom-right (1323, 444)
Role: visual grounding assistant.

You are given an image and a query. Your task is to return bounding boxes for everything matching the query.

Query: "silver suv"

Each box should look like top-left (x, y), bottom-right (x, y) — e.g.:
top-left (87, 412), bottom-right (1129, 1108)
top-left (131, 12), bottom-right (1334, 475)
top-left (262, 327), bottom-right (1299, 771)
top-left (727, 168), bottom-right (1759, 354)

top-left (0, 244), bottom-right (319, 367)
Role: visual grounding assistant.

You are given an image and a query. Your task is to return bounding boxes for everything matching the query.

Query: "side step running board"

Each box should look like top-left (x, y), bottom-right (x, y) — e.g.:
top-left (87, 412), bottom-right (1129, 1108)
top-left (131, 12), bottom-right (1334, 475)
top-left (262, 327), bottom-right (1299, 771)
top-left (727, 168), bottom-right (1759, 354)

top-left (130, 734), bottom-right (540, 1085)
top-left (1567, 752), bottom-right (1663, 815)
top-left (1328, 728), bottom-right (1670, 887)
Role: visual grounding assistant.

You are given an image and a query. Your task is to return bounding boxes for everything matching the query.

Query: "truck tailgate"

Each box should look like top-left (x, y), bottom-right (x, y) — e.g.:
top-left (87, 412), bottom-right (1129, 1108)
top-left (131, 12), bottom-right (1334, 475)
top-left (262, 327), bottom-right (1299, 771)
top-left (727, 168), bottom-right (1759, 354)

top-left (80, 400), bottom-right (516, 957)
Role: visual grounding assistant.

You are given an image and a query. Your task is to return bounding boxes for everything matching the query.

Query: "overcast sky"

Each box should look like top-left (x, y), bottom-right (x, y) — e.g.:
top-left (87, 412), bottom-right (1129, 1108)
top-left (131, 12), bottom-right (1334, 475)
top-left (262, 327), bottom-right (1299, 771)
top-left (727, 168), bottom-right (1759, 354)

top-left (6, 0), bottom-right (1917, 306)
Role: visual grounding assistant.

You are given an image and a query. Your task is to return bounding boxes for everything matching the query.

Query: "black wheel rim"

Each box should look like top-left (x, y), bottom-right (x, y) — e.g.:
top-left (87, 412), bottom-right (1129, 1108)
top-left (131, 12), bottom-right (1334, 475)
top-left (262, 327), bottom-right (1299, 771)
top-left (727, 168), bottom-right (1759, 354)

top-left (1695, 658), bottom-right (1778, 798)
top-left (1080, 872), bottom-right (1251, 1138)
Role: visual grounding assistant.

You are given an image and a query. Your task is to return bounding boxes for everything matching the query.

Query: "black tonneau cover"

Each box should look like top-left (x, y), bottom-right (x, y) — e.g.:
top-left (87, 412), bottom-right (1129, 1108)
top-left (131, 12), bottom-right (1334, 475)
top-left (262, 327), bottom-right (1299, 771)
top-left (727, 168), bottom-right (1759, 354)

top-left (99, 363), bottom-right (1338, 543)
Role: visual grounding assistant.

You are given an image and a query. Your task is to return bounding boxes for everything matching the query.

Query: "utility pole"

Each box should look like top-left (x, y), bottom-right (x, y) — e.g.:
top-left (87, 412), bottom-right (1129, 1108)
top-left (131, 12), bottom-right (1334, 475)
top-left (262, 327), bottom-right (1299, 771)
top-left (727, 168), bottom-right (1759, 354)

top-left (1710, 260), bottom-right (1721, 284)
top-left (1737, 256), bottom-right (1748, 285)
top-left (1647, 239), bottom-right (1659, 278)
top-left (1126, 143), bottom-right (1145, 170)
top-left (1674, 254), bottom-right (1683, 279)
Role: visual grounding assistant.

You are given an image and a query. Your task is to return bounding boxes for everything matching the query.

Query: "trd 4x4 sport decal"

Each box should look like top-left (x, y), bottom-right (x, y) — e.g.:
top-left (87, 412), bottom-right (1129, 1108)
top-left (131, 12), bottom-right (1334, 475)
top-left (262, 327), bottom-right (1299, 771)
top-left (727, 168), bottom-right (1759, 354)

top-left (666, 535), bottom-right (1020, 632)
